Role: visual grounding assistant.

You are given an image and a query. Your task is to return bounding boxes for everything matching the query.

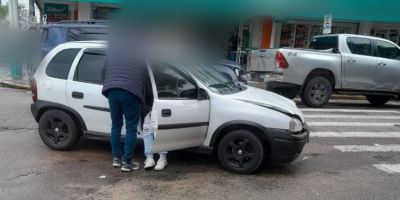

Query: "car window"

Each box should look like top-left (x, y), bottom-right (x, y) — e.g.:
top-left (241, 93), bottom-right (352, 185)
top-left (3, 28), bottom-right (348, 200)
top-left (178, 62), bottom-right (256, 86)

top-left (152, 64), bottom-right (197, 99)
top-left (83, 33), bottom-right (107, 40)
top-left (74, 50), bottom-right (106, 84)
top-left (346, 37), bottom-right (372, 56)
top-left (214, 65), bottom-right (239, 85)
top-left (46, 48), bottom-right (81, 80)
top-left (309, 36), bottom-right (338, 50)
top-left (376, 40), bottom-right (400, 60)
top-left (67, 28), bottom-right (81, 41)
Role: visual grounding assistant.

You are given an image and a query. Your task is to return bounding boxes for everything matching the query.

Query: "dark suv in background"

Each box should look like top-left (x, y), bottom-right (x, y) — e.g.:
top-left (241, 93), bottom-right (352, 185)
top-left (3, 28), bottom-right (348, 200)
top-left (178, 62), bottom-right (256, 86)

top-left (41, 20), bottom-right (108, 57)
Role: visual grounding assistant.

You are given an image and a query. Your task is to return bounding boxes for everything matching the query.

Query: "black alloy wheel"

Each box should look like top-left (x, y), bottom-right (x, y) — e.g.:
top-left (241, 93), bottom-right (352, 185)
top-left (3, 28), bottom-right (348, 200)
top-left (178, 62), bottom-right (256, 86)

top-left (218, 130), bottom-right (264, 174)
top-left (39, 110), bottom-right (80, 150)
top-left (301, 76), bottom-right (332, 107)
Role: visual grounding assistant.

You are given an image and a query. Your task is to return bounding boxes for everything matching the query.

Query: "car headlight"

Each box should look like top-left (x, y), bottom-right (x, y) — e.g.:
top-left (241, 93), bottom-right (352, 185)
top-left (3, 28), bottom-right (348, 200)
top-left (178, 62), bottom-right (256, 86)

top-left (289, 118), bottom-right (303, 132)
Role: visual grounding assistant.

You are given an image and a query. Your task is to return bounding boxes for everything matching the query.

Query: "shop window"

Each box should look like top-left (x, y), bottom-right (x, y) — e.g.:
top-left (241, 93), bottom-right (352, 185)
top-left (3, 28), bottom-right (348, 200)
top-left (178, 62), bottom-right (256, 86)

top-left (346, 37), bottom-right (372, 56)
top-left (280, 24), bottom-right (296, 47)
top-left (376, 40), bottom-right (400, 60)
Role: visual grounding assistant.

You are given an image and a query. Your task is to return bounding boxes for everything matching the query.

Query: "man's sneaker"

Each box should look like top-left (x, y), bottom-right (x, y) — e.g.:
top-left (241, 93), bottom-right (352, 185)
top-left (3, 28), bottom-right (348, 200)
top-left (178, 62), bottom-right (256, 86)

top-left (121, 162), bottom-right (140, 172)
top-left (112, 157), bottom-right (122, 168)
top-left (154, 159), bottom-right (168, 171)
top-left (144, 157), bottom-right (156, 170)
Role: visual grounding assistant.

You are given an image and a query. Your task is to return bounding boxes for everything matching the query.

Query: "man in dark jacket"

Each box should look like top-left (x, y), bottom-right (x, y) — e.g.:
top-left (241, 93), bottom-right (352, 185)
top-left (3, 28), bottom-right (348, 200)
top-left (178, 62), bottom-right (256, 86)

top-left (102, 23), bottom-right (152, 172)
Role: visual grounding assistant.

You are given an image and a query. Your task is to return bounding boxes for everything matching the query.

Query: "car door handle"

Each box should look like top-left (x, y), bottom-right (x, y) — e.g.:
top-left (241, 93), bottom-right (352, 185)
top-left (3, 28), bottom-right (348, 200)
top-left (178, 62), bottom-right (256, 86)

top-left (161, 109), bottom-right (172, 117)
top-left (347, 58), bottom-right (356, 63)
top-left (72, 91), bottom-right (84, 99)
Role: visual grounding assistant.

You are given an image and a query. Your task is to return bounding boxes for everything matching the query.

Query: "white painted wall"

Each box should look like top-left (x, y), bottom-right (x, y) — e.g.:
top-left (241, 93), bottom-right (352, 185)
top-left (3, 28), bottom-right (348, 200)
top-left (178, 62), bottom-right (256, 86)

top-left (358, 21), bottom-right (372, 35)
top-left (272, 22), bottom-right (282, 48)
top-left (78, 2), bottom-right (91, 20)
top-left (249, 17), bottom-right (263, 49)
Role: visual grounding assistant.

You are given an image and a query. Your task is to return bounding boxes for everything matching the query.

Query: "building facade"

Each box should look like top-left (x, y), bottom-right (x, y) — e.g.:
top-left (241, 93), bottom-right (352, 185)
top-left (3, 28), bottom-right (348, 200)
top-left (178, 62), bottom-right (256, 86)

top-left (248, 19), bottom-right (400, 50)
top-left (35, 0), bottom-right (118, 22)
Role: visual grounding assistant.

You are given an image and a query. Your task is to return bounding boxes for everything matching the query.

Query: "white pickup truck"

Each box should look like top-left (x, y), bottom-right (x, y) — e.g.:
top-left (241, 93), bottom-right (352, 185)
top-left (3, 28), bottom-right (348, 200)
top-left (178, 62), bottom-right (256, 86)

top-left (248, 34), bottom-right (400, 107)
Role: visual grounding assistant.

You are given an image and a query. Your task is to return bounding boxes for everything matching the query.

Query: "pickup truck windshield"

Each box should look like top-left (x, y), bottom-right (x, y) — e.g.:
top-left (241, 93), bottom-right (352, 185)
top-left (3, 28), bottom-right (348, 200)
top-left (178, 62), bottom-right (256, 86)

top-left (186, 63), bottom-right (245, 95)
top-left (309, 36), bottom-right (338, 51)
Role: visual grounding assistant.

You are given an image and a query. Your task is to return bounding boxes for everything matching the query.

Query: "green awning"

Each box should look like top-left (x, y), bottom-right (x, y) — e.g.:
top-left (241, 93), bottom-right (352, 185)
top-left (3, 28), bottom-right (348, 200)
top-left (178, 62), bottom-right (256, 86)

top-left (49, 0), bottom-right (121, 3)
top-left (47, 0), bottom-right (400, 23)
top-left (255, 0), bottom-right (400, 23)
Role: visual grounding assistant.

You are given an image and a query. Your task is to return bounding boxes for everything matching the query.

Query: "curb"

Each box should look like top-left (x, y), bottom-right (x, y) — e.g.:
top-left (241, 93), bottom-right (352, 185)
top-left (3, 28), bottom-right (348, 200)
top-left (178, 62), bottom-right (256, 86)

top-left (0, 80), bottom-right (30, 90)
top-left (330, 94), bottom-right (365, 100)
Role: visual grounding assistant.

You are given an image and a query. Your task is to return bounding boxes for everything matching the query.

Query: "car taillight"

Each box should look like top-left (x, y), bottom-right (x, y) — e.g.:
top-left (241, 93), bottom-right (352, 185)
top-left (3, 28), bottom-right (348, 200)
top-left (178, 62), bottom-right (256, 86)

top-left (275, 51), bottom-right (289, 68)
top-left (31, 79), bottom-right (38, 102)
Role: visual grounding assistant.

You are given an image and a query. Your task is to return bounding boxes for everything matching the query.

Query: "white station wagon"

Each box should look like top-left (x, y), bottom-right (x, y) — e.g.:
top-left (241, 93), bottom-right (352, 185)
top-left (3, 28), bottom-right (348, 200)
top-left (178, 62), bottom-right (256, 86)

top-left (31, 41), bottom-right (309, 174)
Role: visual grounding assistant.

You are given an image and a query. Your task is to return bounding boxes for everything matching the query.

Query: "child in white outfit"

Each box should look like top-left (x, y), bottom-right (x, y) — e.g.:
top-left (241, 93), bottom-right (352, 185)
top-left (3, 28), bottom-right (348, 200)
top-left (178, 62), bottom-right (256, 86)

top-left (143, 112), bottom-right (168, 170)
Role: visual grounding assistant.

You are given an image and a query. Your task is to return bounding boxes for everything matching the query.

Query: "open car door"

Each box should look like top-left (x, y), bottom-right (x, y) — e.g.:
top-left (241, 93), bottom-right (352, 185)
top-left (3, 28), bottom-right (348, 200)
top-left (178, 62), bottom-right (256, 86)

top-left (148, 63), bottom-right (210, 153)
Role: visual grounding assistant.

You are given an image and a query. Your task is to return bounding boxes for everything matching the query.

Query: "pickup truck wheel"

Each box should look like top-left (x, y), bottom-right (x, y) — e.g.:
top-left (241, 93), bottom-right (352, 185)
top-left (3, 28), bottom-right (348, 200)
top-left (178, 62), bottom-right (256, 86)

top-left (217, 130), bottom-right (264, 174)
top-left (366, 95), bottom-right (391, 106)
top-left (39, 110), bottom-right (80, 150)
top-left (301, 77), bottom-right (332, 107)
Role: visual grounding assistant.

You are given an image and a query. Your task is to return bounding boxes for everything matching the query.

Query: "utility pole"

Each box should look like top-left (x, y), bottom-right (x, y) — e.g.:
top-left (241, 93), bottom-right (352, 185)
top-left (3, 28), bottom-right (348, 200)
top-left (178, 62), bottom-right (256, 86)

top-left (29, 0), bottom-right (34, 17)
top-left (8, 0), bottom-right (19, 29)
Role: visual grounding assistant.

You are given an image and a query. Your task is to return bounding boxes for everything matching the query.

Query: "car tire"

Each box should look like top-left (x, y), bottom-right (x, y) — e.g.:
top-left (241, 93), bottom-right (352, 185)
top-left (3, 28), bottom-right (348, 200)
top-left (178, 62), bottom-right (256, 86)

top-left (366, 95), bottom-right (391, 106)
top-left (217, 130), bottom-right (265, 174)
top-left (301, 76), bottom-right (332, 108)
top-left (39, 110), bottom-right (80, 150)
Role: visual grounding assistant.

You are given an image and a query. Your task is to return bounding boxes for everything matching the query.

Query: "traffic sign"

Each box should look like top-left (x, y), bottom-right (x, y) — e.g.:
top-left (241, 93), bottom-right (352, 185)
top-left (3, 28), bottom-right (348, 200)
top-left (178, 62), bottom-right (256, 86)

top-left (323, 14), bottom-right (333, 34)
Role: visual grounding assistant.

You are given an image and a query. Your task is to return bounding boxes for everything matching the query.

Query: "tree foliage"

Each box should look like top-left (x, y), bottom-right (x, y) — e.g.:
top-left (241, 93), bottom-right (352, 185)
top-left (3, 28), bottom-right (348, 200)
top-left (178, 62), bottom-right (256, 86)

top-left (0, 5), bottom-right (7, 20)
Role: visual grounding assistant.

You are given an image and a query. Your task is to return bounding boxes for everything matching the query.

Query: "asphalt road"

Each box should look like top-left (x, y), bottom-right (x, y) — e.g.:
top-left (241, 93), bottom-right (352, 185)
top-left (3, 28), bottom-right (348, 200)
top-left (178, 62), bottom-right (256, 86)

top-left (1, 87), bottom-right (400, 200)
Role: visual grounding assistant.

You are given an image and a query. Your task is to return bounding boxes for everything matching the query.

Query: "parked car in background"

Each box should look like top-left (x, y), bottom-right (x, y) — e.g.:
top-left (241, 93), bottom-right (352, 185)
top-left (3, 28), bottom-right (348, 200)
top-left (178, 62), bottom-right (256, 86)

top-left (40, 20), bottom-right (108, 57)
top-left (30, 41), bottom-right (308, 174)
top-left (215, 59), bottom-right (248, 85)
top-left (248, 34), bottom-right (400, 107)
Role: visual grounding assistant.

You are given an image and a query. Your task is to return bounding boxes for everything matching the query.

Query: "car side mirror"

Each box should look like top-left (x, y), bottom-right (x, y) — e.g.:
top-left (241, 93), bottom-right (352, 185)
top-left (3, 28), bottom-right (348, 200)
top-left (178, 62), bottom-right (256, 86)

top-left (234, 68), bottom-right (240, 77)
top-left (198, 88), bottom-right (209, 100)
top-left (332, 48), bottom-right (339, 54)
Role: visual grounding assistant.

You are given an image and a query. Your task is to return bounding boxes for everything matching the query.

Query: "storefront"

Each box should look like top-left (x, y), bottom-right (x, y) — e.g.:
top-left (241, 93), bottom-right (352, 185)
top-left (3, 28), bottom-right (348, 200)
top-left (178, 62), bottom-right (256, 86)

top-left (278, 20), bottom-right (357, 48)
top-left (370, 23), bottom-right (400, 45)
top-left (36, 0), bottom-right (118, 22)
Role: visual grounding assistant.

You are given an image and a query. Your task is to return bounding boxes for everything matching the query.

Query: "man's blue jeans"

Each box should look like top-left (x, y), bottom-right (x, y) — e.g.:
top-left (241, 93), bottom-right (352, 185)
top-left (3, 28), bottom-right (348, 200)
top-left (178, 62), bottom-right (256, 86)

top-left (107, 88), bottom-right (141, 164)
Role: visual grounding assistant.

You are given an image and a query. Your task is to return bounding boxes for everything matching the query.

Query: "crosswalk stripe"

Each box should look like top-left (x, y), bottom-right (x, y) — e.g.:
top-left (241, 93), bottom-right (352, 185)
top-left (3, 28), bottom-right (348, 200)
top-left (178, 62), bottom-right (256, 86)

top-left (300, 108), bottom-right (400, 114)
top-left (311, 132), bottom-right (400, 138)
top-left (308, 122), bottom-right (399, 127)
top-left (334, 144), bottom-right (400, 152)
top-left (373, 164), bottom-right (400, 173)
top-left (305, 115), bottom-right (400, 120)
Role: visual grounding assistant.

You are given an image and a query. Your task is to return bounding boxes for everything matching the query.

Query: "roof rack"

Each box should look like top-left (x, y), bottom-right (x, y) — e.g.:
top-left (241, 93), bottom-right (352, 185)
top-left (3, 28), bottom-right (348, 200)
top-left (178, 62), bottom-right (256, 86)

top-left (55, 20), bottom-right (109, 25)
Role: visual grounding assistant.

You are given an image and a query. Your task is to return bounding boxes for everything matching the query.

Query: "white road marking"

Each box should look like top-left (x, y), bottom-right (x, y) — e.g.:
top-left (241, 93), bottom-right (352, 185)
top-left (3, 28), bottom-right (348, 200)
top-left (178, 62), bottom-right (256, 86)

top-left (311, 132), bottom-right (400, 138)
top-left (300, 108), bottom-right (400, 114)
top-left (305, 115), bottom-right (400, 120)
top-left (334, 144), bottom-right (400, 152)
top-left (308, 122), bottom-right (399, 127)
top-left (373, 164), bottom-right (400, 173)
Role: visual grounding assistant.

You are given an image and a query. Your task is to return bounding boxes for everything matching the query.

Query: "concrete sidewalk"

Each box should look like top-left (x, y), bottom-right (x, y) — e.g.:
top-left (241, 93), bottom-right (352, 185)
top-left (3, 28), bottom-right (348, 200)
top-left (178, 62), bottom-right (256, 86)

top-left (0, 65), bottom-right (30, 90)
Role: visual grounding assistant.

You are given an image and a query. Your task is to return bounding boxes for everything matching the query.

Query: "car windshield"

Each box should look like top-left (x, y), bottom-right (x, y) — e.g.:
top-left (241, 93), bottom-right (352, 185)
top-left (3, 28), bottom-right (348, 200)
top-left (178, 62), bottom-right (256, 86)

top-left (184, 63), bottom-right (246, 95)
